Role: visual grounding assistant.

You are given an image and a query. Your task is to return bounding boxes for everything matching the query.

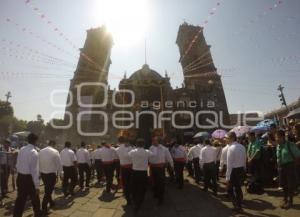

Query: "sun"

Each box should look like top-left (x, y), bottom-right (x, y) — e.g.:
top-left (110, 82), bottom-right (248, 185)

top-left (92, 0), bottom-right (150, 47)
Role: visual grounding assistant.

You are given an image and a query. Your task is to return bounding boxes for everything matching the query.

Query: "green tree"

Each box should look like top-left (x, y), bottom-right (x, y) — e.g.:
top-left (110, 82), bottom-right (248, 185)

top-left (44, 118), bottom-right (65, 140)
top-left (26, 114), bottom-right (45, 137)
top-left (0, 100), bottom-right (14, 138)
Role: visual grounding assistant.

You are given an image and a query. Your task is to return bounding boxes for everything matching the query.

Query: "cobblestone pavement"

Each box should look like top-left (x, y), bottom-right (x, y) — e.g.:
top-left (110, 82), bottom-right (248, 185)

top-left (1, 176), bottom-right (299, 217)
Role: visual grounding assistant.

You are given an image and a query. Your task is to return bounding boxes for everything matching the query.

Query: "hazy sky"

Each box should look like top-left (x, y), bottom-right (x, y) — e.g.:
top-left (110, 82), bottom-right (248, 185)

top-left (0, 0), bottom-right (299, 121)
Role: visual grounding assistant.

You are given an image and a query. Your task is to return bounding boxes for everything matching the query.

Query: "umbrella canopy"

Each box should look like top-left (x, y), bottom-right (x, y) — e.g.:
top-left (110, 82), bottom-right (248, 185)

top-left (286, 108), bottom-right (300, 119)
top-left (13, 131), bottom-right (31, 138)
top-left (256, 119), bottom-right (276, 128)
top-left (230, 126), bottom-right (251, 137)
top-left (250, 125), bottom-right (270, 134)
top-left (212, 129), bottom-right (227, 139)
top-left (193, 131), bottom-right (209, 139)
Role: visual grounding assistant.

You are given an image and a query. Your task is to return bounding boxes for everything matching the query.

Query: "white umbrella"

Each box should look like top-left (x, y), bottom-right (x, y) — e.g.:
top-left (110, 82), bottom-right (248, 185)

top-left (230, 126), bottom-right (251, 137)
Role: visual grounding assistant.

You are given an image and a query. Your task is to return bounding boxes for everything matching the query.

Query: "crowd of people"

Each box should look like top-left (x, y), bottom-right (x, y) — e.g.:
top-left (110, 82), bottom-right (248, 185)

top-left (0, 121), bottom-right (300, 217)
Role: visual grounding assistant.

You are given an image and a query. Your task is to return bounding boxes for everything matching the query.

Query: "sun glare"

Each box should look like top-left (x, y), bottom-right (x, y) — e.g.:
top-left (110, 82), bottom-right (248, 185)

top-left (92, 0), bottom-right (150, 47)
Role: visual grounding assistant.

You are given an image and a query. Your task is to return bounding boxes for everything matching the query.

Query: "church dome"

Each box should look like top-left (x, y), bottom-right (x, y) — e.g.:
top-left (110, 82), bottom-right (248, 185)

top-left (128, 64), bottom-right (164, 81)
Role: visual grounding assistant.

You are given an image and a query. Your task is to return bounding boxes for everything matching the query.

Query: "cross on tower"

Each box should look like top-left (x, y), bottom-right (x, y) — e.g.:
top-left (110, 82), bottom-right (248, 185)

top-left (5, 91), bottom-right (12, 103)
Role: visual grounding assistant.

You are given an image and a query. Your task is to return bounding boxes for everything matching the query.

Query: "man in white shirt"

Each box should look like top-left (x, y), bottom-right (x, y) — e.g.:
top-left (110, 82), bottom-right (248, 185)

top-left (149, 136), bottom-right (174, 205)
top-left (76, 142), bottom-right (91, 190)
top-left (171, 141), bottom-right (187, 189)
top-left (60, 141), bottom-right (77, 196)
top-left (13, 133), bottom-right (41, 217)
top-left (115, 136), bottom-right (133, 205)
top-left (226, 132), bottom-right (246, 213)
top-left (128, 138), bottom-right (152, 214)
top-left (98, 141), bottom-right (116, 193)
top-left (219, 143), bottom-right (230, 177)
top-left (92, 144), bottom-right (103, 184)
top-left (39, 140), bottom-right (61, 213)
top-left (112, 143), bottom-right (121, 188)
top-left (187, 139), bottom-right (204, 184)
top-left (200, 139), bottom-right (217, 194)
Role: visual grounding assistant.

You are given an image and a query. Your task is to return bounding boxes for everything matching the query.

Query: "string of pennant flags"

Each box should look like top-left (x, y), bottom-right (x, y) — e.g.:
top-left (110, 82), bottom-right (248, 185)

top-left (3, 16), bottom-right (123, 79)
top-left (0, 44), bottom-right (76, 69)
top-left (233, 0), bottom-right (284, 37)
top-left (182, 49), bottom-right (212, 72)
top-left (183, 56), bottom-right (213, 74)
top-left (24, 0), bottom-right (78, 51)
top-left (0, 38), bottom-right (76, 67)
top-left (5, 17), bottom-right (107, 76)
top-left (179, 0), bottom-right (225, 63)
top-left (176, 0), bottom-right (300, 85)
top-left (22, 0), bottom-right (112, 74)
top-left (5, 18), bottom-right (77, 58)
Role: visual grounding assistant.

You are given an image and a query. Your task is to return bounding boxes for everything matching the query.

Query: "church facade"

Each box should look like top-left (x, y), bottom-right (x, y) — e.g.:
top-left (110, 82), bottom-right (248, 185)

top-left (64, 23), bottom-right (230, 145)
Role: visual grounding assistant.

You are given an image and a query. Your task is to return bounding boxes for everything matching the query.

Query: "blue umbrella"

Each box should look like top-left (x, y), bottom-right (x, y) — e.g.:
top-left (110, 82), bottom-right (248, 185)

top-left (250, 125), bottom-right (270, 134)
top-left (256, 119), bottom-right (276, 128)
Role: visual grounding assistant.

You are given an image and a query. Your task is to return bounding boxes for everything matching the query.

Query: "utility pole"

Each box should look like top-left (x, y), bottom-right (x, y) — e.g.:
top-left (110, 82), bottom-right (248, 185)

top-left (277, 84), bottom-right (288, 109)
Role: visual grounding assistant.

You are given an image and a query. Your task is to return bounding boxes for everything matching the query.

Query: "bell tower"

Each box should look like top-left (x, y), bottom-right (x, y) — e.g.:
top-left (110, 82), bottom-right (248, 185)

top-left (176, 23), bottom-right (230, 126)
top-left (65, 26), bottom-right (113, 143)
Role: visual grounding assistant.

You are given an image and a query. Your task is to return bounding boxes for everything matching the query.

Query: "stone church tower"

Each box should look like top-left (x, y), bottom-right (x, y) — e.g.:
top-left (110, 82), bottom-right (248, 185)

top-left (176, 23), bottom-right (230, 127)
top-left (64, 26), bottom-right (113, 144)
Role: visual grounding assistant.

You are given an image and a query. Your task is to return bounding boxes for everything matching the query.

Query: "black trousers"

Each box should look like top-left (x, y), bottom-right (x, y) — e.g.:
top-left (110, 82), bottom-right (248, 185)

top-left (13, 173), bottom-right (41, 217)
top-left (0, 164), bottom-right (10, 195)
top-left (167, 164), bottom-right (175, 182)
top-left (151, 167), bottom-right (165, 202)
top-left (193, 158), bottom-right (201, 182)
top-left (103, 164), bottom-right (114, 192)
top-left (203, 162), bottom-right (217, 193)
top-left (41, 173), bottom-right (56, 210)
top-left (279, 162), bottom-right (297, 202)
top-left (114, 161), bottom-right (121, 183)
top-left (228, 167), bottom-right (245, 209)
top-left (216, 161), bottom-right (220, 180)
top-left (78, 163), bottom-right (91, 188)
top-left (94, 159), bottom-right (103, 183)
top-left (62, 166), bottom-right (77, 195)
top-left (249, 159), bottom-right (262, 183)
top-left (174, 161), bottom-right (185, 188)
top-left (121, 167), bottom-right (132, 202)
top-left (186, 161), bottom-right (194, 176)
top-left (131, 170), bottom-right (147, 211)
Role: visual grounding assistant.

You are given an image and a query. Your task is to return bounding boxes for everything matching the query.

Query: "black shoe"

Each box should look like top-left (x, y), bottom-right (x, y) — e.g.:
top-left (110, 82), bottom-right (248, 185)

top-left (49, 201), bottom-right (55, 208)
top-left (232, 207), bottom-right (242, 213)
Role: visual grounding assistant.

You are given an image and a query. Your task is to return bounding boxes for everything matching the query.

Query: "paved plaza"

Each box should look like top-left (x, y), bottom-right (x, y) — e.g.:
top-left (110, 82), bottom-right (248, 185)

top-left (1, 175), bottom-right (299, 217)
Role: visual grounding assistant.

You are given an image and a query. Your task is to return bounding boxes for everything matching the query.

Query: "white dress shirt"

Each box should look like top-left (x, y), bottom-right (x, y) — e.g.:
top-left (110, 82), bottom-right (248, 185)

top-left (171, 145), bottom-right (187, 162)
top-left (187, 144), bottom-right (203, 159)
top-left (200, 145), bottom-right (217, 167)
top-left (128, 148), bottom-right (153, 171)
top-left (226, 142), bottom-right (246, 181)
top-left (98, 146), bottom-right (116, 164)
top-left (76, 147), bottom-right (91, 165)
top-left (149, 144), bottom-right (174, 168)
top-left (16, 144), bottom-right (39, 189)
top-left (115, 144), bottom-right (133, 166)
top-left (60, 148), bottom-right (77, 167)
top-left (92, 148), bottom-right (102, 161)
top-left (39, 146), bottom-right (61, 174)
top-left (219, 144), bottom-right (229, 170)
